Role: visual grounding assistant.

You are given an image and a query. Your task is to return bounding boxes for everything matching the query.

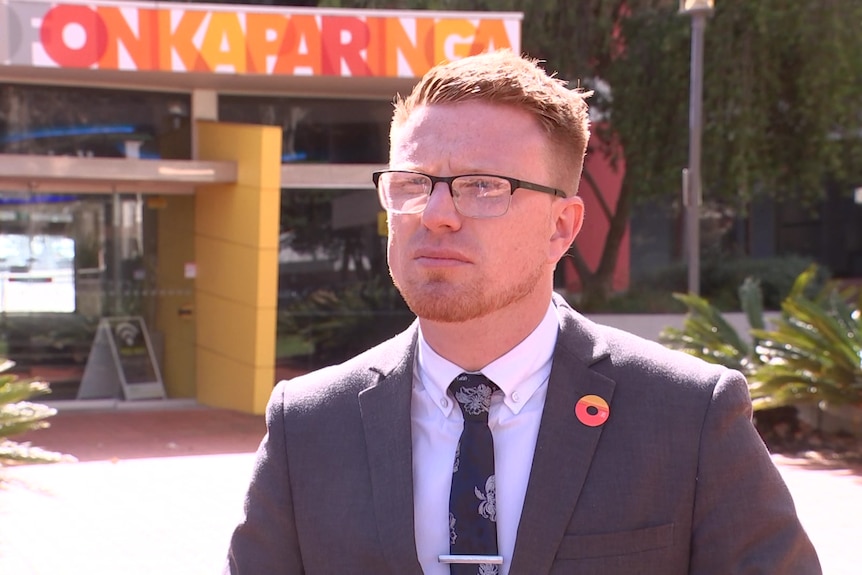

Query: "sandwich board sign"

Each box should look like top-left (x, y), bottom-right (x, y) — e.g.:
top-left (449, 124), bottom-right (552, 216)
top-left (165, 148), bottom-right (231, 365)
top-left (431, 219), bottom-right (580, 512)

top-left (77, 316), bottom-right (166, 400)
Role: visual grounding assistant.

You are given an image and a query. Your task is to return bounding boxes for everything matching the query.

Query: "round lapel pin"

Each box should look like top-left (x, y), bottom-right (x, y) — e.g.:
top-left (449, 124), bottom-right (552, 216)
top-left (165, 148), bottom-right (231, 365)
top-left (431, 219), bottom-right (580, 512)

top-left (575, 394), bottom-right (610, 427)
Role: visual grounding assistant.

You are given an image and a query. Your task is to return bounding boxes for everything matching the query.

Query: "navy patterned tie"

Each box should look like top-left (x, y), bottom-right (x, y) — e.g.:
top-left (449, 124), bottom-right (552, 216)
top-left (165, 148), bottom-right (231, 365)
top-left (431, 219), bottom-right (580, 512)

top-left (448, 373), bottom-right (499, 575)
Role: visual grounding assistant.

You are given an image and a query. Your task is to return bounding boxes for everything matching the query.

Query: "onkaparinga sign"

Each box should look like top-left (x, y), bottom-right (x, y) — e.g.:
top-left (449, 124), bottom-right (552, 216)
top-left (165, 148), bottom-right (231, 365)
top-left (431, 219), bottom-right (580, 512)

top-left (0, 0), bottom-right (521, 78)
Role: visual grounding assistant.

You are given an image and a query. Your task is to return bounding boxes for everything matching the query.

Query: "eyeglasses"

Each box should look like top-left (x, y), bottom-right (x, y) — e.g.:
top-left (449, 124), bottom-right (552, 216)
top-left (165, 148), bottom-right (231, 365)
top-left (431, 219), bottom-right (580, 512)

top-left (372, 170), bottom-right (566, 219)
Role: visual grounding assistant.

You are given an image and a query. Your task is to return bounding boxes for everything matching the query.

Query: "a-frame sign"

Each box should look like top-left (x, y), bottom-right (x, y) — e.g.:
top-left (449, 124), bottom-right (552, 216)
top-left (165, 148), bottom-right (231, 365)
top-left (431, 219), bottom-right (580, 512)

top-left (77, 316), bottom-right (166, 400)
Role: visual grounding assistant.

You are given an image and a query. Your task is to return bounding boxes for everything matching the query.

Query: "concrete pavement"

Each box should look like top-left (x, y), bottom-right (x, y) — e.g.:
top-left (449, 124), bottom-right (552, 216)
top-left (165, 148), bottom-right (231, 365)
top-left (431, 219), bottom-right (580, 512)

top-left (1, 405), bottom-right (859, 574)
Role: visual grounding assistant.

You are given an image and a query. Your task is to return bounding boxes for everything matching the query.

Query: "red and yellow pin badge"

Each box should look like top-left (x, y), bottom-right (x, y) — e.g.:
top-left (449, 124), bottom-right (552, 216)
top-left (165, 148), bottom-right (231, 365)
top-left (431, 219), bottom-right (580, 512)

top-left (575, 394), bottom-right (610, 427)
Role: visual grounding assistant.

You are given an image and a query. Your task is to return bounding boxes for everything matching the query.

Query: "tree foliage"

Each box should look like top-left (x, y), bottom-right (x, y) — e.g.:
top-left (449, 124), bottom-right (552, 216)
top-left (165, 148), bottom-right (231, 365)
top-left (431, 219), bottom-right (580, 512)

top-left (307, 0), bottom-right (862, 299)
top-left (521, 0), bottom-right (862, 300)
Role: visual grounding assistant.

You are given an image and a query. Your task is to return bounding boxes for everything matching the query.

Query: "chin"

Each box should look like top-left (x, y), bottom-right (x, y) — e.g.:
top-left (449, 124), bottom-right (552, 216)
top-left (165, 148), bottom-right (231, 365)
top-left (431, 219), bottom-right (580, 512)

top-left (399, 285), bottom-right (495, 324)
top-left (408, 300), bottom-right (486, 323)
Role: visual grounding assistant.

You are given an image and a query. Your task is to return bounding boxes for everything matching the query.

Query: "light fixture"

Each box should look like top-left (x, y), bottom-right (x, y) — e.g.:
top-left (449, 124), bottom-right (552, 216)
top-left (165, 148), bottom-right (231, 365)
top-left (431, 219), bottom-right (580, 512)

top-left (679, 0), bottom-right (715, 13)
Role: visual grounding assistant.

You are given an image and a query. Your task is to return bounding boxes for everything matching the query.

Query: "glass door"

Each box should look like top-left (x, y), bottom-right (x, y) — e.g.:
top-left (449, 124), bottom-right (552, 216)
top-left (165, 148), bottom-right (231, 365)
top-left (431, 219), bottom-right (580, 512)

top-left (0, 191), bottom-right (154, 399)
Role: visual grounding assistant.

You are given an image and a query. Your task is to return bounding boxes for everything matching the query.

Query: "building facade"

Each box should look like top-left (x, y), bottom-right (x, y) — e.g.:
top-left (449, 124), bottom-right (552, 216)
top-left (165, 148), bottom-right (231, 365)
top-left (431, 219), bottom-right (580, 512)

top-left (0, 0), bottom-right (540, 413)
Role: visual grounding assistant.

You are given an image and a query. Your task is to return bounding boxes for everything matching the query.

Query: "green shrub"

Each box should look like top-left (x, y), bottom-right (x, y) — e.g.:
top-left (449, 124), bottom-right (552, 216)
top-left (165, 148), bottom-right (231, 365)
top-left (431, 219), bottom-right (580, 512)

top-left (281, 278), bottom-right (414, 367)
top-left (701, 255), bottom-right (825, 310)
top-left (573, 287), bottom-right (685, 314)
top-left (630, 255), bottom-right (819, 312)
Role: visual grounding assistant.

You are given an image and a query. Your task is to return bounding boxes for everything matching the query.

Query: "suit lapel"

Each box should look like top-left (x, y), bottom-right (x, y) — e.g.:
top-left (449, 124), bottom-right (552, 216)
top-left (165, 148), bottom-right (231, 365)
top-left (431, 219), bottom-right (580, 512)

top-left (509, 304), bottom-right (617, 575)
top-left (358, 325), bottom-right (424, 574)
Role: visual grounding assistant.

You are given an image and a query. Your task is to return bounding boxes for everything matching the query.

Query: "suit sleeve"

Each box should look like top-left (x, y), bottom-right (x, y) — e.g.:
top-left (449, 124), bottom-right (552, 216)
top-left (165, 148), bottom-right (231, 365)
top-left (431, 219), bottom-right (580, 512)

top-left (225, 382), bottom-right (305, 574)
top-left (689, 370), bottom-right (821, 574)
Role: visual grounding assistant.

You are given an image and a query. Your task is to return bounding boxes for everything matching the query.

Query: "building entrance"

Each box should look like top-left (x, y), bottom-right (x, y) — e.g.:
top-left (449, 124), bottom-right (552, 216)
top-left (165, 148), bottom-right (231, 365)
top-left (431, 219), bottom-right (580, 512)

top-left (0, 191), bottom-right (159, 399)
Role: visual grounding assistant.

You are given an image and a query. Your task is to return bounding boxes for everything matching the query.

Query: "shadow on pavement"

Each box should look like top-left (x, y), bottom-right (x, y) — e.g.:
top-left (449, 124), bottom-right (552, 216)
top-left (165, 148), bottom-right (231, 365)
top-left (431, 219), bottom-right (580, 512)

top-left (12, 407), bottom-right (266, 462)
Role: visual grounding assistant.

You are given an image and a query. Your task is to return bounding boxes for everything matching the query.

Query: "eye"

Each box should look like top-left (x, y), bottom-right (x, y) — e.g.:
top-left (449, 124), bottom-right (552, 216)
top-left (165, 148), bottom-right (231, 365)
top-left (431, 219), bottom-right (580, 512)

top-left (456, 176), bottom-right (508, 198)
top-left (386, 173), bottom-right (429, 194)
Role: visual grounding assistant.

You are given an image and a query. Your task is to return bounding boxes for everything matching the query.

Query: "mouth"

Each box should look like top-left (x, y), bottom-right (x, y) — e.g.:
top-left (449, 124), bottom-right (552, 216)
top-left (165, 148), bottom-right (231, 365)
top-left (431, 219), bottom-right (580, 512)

top-left (412, 248), bottom-right (471, 266)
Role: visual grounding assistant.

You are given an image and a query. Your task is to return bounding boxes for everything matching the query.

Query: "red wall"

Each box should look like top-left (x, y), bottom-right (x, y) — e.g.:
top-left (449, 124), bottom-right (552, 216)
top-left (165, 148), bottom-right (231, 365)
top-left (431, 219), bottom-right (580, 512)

top-left (562, 144), bottom-right (630, 293)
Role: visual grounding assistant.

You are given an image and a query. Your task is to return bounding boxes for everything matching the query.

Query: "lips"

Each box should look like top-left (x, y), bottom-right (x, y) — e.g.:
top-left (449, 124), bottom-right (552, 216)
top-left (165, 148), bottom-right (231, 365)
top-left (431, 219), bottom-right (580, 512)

top-left (412, 248), bottom-right (471, 265)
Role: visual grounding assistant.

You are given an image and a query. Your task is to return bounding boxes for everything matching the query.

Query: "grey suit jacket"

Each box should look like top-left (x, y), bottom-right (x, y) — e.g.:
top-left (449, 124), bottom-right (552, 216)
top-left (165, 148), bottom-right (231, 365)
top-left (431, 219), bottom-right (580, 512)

top-left (226, 299), bottom-right (821, 574)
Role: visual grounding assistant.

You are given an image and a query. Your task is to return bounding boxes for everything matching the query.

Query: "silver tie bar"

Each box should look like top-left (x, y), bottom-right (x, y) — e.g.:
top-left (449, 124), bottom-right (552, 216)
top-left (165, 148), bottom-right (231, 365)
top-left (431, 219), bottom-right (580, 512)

top-left (438, 554), bottom-right (504, 565)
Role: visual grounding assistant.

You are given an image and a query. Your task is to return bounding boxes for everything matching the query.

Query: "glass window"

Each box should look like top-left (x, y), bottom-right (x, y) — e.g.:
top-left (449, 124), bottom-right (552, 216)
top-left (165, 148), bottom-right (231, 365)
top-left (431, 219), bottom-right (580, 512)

top-left (219, 96), bottom-right (391, 163)
top-left (0, 84), bottom-right (191, 159)
top-left (275, 188), bottom-right (411, 376)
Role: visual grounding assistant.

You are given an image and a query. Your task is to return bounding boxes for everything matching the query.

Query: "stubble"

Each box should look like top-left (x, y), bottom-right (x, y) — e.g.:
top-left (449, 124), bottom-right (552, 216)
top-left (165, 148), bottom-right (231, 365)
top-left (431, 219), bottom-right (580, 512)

top-left (391, 261), bottom-right (545, 323)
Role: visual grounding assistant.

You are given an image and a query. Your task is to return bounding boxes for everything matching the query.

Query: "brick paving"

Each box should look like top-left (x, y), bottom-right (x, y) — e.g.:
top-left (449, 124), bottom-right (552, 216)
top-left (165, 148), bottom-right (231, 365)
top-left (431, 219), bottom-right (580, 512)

top-left (1, 405), bottom-right (860, 574)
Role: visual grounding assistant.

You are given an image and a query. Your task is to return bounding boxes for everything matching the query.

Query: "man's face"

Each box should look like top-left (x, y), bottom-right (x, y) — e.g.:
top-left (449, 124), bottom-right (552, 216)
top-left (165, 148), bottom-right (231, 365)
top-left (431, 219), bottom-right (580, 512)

top-left (386, 101), bottom-right (582, 323)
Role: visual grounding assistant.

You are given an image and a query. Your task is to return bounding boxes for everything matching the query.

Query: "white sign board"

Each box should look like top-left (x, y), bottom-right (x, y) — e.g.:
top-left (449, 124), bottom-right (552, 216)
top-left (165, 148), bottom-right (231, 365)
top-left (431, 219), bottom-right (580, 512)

top-left (77, 316), bottom-right (166, 401)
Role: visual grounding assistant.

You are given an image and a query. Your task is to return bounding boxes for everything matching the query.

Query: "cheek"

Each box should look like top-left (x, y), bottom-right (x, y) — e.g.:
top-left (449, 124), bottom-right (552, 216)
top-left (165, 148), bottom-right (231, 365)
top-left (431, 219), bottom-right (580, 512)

top-left (506, 219), bottom-right (549, 260)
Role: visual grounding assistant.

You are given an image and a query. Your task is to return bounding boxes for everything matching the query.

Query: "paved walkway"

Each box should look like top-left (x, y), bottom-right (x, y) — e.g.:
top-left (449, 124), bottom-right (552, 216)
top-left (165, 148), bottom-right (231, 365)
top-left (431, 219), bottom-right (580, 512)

top-left (1, 404), bottom-right (860, 574)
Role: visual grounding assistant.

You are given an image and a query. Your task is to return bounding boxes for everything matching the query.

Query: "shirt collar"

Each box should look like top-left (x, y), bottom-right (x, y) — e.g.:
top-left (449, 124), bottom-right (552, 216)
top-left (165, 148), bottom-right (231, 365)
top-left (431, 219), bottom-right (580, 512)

top-left (416, 301), bottom-right (560, 416)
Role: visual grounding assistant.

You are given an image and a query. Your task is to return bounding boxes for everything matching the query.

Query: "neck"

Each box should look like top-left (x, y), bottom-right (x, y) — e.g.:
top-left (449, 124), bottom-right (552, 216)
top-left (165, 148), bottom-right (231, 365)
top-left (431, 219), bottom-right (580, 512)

top-left (419, 289), bottom-right (554, 372)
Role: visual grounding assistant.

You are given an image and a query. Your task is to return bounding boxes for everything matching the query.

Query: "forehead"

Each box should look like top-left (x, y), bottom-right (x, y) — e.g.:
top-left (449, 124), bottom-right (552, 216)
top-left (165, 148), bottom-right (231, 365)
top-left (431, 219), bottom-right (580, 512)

top-left (389, 101), bottom-right (550, 173)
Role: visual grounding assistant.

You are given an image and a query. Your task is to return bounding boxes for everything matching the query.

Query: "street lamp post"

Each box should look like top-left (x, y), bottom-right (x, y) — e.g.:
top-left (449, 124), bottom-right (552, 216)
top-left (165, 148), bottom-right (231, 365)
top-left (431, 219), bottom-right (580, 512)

top-left (680, 0), bottom-right (713, 296)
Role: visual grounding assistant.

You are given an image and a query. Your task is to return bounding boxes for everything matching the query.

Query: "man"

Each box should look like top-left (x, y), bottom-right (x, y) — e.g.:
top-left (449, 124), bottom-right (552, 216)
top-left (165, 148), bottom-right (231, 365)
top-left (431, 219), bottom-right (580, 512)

top-left (226, 50), bottom-right (820, 574)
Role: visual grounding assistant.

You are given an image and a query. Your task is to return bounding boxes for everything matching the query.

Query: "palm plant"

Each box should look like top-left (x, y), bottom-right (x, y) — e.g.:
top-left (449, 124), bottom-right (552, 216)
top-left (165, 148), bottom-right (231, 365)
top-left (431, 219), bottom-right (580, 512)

top-left (658, 277), bottom-right (766, 376)
top-left (0, 359), bottom-right (74, 466)
top-left (749, 266), bottom-right (862, 410)
top-left (661, 265), bottom-right (862, 414)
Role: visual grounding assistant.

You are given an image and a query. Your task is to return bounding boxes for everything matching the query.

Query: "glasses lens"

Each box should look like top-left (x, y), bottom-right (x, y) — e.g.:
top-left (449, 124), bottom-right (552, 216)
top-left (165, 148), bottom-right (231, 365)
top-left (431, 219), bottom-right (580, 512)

top-left (452, 176), bottom-right (511, 217)
top-left (378, 172), bottom-right (430, 214)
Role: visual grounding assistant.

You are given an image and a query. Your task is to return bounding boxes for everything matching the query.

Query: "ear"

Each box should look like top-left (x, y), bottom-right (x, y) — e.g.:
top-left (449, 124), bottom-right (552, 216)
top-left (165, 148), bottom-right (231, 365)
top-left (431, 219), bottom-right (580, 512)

top-left (548, 195), bottom-right (584, 263)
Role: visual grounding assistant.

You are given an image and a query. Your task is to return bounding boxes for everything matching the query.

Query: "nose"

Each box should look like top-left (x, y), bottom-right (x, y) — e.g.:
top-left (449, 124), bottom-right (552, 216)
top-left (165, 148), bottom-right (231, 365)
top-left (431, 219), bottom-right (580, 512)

top-left (421, 181), bottom-right (462, 229)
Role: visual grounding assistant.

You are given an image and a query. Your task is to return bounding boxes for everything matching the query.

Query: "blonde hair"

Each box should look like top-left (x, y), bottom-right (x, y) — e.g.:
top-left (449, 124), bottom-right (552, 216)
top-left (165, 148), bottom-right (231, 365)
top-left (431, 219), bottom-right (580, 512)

top-left (391, 50), bottom-right (591, 195)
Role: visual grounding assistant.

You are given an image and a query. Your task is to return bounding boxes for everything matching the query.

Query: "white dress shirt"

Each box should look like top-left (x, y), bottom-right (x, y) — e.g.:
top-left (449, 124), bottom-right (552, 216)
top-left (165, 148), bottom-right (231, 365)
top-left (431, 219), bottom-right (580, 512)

top-left (411, 302), bottom-right (560, 575)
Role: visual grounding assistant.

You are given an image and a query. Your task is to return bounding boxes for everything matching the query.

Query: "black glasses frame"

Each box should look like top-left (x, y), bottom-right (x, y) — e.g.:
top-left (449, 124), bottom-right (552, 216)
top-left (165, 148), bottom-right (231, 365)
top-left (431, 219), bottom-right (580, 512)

top-left (372, 169), bottom-right (566, 215)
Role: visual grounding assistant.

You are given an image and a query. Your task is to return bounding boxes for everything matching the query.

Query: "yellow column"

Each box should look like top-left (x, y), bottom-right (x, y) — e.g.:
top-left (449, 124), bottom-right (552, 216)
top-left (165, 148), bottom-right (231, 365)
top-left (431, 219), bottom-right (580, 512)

top-left (194, 121), bottom-right (282, 414)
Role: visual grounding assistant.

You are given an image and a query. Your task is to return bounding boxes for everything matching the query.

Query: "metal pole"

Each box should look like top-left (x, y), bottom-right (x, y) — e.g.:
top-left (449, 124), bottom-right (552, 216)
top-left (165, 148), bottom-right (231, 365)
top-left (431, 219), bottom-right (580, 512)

top-left (113, 191), bottom-right (122, 314)
top-left (686, 12), bottom-right (707, 296)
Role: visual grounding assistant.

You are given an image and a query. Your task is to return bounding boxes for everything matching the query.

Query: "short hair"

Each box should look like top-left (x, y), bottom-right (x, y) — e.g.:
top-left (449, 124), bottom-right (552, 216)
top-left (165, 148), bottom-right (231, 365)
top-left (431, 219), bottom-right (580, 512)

top-left (391, 49), bottom-right (591, 195)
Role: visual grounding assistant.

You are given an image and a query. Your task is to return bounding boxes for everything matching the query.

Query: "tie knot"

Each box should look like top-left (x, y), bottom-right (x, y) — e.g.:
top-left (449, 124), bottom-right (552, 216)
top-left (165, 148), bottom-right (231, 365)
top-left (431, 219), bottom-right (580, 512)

top-left (449, 373), bottom-right (497, 421)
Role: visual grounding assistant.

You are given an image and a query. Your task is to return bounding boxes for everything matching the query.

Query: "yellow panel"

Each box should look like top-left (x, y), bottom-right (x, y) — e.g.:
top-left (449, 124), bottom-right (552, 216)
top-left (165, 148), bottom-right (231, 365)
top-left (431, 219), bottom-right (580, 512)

top-left (197, 348), bottom-right (275, 415)
top-left (195, 235), bottom-right (278, 308)
top-left (195, 183), bottom-right (280, 249)
top-left (196, 291), bottom-right (276, 366)
top-left (155, 195), bottom-right (196, 398)
top-left (197, 121), bottom-right (283, 189)
top-left (252, 371), bottom-right (276, 415)
top-left (196, 349), bottom-right (254, 412)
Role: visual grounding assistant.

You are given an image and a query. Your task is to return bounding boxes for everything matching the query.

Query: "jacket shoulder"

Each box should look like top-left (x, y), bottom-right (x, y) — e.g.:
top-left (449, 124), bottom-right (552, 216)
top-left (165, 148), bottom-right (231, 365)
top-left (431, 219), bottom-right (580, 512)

top-left (555, 298), bottom-right (730, 392)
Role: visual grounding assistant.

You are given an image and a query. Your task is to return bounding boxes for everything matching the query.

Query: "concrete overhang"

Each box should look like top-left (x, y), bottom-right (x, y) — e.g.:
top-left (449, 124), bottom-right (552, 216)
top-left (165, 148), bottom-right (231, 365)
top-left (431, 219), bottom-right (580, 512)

top-left (0, 154), bottom-right (237, 194)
